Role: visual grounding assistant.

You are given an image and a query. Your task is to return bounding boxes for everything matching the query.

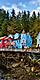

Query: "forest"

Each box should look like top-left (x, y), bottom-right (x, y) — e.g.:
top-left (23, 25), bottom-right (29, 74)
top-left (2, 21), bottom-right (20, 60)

top-left (0, 9), bottom-right (40, 46)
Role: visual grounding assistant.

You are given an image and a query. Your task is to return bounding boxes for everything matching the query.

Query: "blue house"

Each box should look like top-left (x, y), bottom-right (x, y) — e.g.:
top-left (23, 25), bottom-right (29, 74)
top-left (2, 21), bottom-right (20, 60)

top-left (13, 30), bottom-right (32, 49)
top-left (26, 33), bottom-right (32, 48)
top-left (20, 30), bottom-right (32, 48)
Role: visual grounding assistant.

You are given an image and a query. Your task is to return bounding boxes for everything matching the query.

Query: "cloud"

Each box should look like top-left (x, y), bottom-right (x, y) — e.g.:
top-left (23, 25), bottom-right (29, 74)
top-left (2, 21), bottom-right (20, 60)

top-left (0, 4), bottom-right (22, 15)
top-left (29, 0), bottom-right (40, 6)
top-left (1, 5), bottom-right (10, 11)
top-left (37, 7), bottom-right (40, 10)
top-left (19, 2), bottom-right (26, 8)
top-left (37, 0), bottom-right (40, 3)
top-left (30, 1), bottom-right (36, 5)
top-left (0, 4), bottom-right (40, 16)
top-left (30, 9), bottom-right (40, 16)
top-left (11, 4), bottom-right (22, 15)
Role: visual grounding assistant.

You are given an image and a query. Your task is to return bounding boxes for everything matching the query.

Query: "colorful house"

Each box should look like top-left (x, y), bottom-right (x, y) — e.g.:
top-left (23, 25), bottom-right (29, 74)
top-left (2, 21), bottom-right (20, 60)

top-left (26, 33), bottom-right (32, 48)
top-left (13, 33), bottom-right (20, 48)
top-left (20, 30), bottom-right (27, 48)
top-left (0, 31), bottom-right (32, 49)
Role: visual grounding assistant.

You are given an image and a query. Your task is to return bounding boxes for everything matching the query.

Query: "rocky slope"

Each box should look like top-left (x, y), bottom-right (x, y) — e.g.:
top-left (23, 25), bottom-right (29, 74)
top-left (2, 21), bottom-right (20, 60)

top-left (0, 51), bottom-right (40, 80)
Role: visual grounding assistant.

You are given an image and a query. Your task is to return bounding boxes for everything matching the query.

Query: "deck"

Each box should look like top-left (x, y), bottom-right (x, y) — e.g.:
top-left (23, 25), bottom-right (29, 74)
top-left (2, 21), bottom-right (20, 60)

top-left (0, 48), bottom-right (40, 53)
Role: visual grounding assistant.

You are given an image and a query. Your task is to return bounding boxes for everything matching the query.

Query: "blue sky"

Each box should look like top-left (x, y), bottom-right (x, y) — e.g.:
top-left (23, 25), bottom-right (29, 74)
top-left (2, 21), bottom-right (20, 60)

top-left (0, 0), bottom-right (40, 15)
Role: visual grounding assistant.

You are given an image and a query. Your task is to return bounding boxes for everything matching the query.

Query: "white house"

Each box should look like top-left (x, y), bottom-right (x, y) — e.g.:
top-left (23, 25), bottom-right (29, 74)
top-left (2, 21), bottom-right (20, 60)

top-left (36, 32), bottom-right (40, 47)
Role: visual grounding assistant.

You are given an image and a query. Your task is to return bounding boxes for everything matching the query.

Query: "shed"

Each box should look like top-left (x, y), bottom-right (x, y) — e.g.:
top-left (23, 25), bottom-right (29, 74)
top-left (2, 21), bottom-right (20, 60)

top-left (36, 32), bottom-right (40, 47)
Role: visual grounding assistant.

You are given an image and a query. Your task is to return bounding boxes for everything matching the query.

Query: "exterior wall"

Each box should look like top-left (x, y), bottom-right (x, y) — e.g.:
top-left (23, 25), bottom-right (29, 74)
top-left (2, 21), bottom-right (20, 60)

top-left (37, 39), bottom-right (40, 47)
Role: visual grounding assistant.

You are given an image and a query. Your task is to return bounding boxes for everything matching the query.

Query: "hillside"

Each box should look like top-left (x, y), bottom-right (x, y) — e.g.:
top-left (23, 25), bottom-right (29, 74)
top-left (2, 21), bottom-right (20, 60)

top-left (0, 9), bottom-right (40, 46)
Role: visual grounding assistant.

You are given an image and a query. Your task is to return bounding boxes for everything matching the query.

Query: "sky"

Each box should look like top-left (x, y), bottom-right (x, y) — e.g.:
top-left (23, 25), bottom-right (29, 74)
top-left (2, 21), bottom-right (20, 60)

top-left (0, 0), bottom-right (40, 15)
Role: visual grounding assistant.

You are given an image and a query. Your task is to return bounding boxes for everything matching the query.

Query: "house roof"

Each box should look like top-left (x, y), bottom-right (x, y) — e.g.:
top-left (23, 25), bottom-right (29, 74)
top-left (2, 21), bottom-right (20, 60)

top-left (22, 30), bottom-right (25, 34)
top-left (8, 34), bottom-right (13, 38)
top-left (14, 33), bottom-right (19, 39)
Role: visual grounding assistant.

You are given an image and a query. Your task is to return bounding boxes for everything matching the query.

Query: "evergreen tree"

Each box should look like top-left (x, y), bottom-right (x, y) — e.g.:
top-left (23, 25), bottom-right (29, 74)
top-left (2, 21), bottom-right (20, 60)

top-left (38, 12), bottom-right (40, 19)
top-left (17, 11), bottom-right (21, 19)
top-left (32, 11), bottom-right (36, 21)
top-left (11, 9), bottom-right (16, 18)
top-left (21, 10), bottom-right (27, 31)
top-left (27, 11), bottom-right (30, 19)
top-left (6, 11), bottom-right (9, 20)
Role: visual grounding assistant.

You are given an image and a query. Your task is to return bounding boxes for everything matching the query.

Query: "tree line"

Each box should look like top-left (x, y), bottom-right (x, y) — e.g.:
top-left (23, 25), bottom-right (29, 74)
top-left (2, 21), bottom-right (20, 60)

top-left (0, 9), bottom-right (40, 46)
